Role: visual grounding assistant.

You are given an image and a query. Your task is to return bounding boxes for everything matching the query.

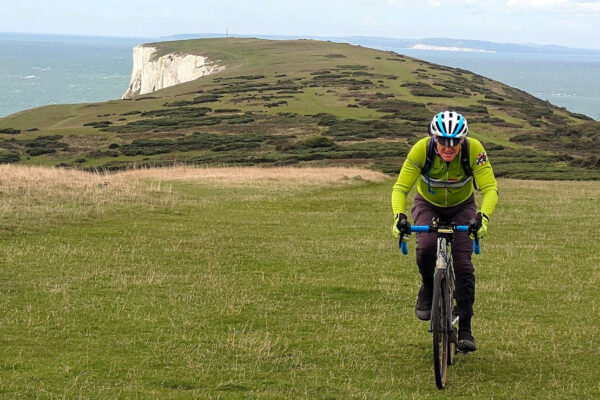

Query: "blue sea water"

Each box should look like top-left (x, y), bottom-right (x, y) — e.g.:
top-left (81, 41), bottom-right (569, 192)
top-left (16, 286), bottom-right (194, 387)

top-left (394, 49), bottom-right (600, 121)
top-left (0, 33), bottom-right (146, 117)
top-left (1, 33), bottom-right (599, 121)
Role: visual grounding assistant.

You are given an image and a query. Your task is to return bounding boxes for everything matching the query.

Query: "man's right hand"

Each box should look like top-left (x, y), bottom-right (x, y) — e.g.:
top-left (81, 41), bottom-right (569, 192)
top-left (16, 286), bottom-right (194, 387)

top-left (393, 213), bottom-right (410, 239)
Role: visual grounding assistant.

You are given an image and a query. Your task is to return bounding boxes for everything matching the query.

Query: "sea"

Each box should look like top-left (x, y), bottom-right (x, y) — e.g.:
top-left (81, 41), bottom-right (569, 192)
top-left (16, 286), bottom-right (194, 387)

top-left (0, 33), bottom-right (147, 118)
top-left (1, 33), bottom-right (599, 120)
top-left (398, 48), bottom-right (600, 121)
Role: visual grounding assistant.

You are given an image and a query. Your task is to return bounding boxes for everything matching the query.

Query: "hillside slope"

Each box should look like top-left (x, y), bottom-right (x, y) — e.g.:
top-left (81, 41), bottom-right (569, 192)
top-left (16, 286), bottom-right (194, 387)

top-left (0, 38), bottom-right (598, 179)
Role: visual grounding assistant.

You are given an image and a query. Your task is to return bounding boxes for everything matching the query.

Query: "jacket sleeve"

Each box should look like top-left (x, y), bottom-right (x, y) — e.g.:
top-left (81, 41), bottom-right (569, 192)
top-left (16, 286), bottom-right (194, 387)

top-left (470, 139), bottom-right (499, 217)
top-left (391, 140), bottom-right (426, 216)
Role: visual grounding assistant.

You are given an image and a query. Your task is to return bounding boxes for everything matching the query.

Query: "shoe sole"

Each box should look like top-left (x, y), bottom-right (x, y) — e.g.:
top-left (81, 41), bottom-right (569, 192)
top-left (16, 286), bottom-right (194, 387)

top-left (457, 340), bottom-right (477, 353)
top-left (415, 310), bottom-right (431, 321)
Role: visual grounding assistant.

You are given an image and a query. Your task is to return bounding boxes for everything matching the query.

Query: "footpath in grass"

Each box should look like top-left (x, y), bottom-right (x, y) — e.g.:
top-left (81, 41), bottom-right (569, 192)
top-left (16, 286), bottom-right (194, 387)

top-left (0, 166), bottom-right (598, 399)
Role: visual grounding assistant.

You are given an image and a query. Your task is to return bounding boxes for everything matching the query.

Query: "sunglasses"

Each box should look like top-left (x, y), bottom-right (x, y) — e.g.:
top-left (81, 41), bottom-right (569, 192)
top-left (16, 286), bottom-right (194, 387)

top-left (435, 137), bottom-right (462, 147)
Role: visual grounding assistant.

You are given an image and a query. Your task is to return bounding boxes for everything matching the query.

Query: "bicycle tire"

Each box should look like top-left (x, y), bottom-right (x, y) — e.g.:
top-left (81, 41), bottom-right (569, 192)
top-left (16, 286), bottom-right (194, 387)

top-left (446, 280), bottom-right (456, 366)
top-left (432, 269), bottom-right (449, 389)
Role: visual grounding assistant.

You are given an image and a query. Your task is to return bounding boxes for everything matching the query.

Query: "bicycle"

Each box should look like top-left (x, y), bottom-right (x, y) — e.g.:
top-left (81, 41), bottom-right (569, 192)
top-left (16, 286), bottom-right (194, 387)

top-left (397, 217), bottom-right (481, 390)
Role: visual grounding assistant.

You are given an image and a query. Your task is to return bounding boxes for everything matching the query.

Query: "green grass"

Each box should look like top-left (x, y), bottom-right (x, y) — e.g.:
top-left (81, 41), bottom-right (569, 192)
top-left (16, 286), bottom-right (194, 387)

top-left (1, 166), bottom-right (599, 398)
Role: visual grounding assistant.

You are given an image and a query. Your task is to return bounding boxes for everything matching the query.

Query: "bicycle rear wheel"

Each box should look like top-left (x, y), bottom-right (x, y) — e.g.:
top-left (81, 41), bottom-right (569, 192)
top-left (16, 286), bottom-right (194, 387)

top-left (432, 269), bottom-right (449, 389)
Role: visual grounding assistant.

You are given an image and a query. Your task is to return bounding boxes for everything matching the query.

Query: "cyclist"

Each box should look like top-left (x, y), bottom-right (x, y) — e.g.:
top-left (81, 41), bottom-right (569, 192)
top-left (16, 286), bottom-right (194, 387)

top-left (392, 111), bottom-right (498, 353)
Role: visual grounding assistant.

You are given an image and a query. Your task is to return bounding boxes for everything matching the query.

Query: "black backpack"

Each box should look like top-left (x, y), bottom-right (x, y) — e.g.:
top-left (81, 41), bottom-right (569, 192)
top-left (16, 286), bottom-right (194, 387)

top-left (421, 137), bottom-right (478, 192)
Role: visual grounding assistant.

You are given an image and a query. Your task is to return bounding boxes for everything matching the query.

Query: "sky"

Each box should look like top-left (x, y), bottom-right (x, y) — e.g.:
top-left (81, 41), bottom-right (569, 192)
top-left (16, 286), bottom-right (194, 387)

top-left (2, 0), bottom-right (600, 49)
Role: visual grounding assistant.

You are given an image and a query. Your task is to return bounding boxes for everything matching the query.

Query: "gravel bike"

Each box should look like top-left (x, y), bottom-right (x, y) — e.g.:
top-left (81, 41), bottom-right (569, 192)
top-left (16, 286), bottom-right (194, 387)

top-left (398, 217), bottom-right (480, 389)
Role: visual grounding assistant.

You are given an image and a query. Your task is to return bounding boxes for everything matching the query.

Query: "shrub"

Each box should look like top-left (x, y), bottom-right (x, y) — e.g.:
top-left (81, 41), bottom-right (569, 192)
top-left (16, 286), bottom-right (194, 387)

top-left (0, 152), bottom-right (20, 163)
top-left (23, 135), bottom-right (69, 156)
top-left (264, 101), bottom-right (288, 108)
top-left (301, 136), bottom-right (335, 148)
top-left (336, 64), bottom-right (369, 70)
top-left (510, 134), bottom-right (536, 143)
top-left (88, 150), bottom-right (120, 158)
top-left (27, 147), bottom-right (56, 156)
top-left (315, 114), bottom-right (339, 126)
top-left (119, 132), bottom-right (270, 156)
top-left (0, 128), bottom-right (21, 134)
top-left (214, 108), bottom-right (242, 113)
top-left (224, 75), bottom-right (265, 80)
top-left (84, 121), bottom-right (113, 128)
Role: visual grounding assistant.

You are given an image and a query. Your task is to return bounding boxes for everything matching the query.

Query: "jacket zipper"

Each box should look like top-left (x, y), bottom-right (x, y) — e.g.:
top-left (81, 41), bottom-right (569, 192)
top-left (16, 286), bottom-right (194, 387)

top-left (444, 161), bottom-right (449, 206)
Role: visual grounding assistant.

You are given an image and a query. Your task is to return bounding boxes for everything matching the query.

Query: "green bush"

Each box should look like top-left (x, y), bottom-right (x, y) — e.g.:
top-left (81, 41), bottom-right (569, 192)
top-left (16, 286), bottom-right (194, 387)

top-left (323, 119), bottom-right (416, 140)
top-left (265, 101), bottom-right (288, 108)
top-left (120, 132), bottom-right (270, 156)
top-left (316, 114), bottom-right (339, 126)
top-left (0, 128), bottom-right (21, 134)
top-left (27, 147), bottom-right (56, 156)
top-left (301, 136), bottom-right (335, 148)
top-left (23, 135), bottom-right (69, 156)
top-left (0, 152), bottom-right (20, 163)
top-left (83, 121), bottom-right (113, 128)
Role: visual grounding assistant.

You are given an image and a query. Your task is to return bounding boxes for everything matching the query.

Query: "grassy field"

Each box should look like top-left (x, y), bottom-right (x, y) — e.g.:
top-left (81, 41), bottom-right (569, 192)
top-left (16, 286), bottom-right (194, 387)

top-left (0, 165), bottom-right (599, 399)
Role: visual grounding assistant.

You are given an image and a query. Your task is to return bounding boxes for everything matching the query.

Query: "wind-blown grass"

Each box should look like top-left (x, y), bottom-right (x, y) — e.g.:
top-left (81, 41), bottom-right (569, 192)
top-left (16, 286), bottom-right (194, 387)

top-left (0, 166), bottom-right (598, 398)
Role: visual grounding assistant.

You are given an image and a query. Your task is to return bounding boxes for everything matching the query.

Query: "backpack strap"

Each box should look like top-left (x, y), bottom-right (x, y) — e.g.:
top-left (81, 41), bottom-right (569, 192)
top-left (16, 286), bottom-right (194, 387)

top-left (460, 139), bottom-right (479, 191)
top-left (421, 137), bottom-right (437, 194)
top-left (421, 137), bottom-right (436, 176)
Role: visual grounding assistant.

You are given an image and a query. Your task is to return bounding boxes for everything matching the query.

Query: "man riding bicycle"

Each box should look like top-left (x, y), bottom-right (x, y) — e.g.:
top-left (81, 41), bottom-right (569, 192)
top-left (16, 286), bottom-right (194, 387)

top-left (392, 111), bottom-right (498, 353)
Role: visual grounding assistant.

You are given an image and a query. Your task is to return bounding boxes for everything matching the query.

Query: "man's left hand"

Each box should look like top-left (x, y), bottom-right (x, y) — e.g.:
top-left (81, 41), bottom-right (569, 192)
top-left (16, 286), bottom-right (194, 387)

top-left (470, 212), bottom-right (489, 239)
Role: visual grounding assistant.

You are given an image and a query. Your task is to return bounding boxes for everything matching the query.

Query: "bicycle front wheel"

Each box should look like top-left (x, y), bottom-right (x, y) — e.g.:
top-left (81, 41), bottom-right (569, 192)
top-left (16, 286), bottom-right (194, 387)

top-left (432, 269), bottom-right (449, 389)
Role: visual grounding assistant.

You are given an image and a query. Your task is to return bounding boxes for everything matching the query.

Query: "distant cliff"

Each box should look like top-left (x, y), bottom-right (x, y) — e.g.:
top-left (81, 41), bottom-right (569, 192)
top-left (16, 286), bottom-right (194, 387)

top-left (122, 45), bottom-right (224, 99)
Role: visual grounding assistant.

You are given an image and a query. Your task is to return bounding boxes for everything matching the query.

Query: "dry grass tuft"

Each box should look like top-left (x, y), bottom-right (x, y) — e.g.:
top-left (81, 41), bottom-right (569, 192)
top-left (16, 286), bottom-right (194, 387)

top-left (115, 165), bottom-right (389, 187)
top-left (0, 165), bottom-right (387, 228)
top-left (0, 164), bottom-right (174, 202)
top-left (0, 165), bottom-right (174, 225)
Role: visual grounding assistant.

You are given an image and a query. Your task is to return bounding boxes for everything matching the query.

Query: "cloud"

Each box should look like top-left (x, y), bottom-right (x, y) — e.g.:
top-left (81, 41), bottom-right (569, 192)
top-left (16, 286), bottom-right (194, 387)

top-left (505, 0), bottom-right (600, 12)
top-left (383, 0), bottom-right (600, 12)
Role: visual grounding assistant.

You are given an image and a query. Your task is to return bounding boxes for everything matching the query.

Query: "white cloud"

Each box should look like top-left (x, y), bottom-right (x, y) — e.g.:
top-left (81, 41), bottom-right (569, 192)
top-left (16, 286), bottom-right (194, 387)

top-left (505, 0), bottom-right (600, 12)
top-left (383, 0), bottom-right (600, 12)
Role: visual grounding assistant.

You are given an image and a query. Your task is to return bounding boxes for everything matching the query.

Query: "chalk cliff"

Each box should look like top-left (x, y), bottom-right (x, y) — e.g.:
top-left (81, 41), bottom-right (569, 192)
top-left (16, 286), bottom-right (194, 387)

top-left (122, 45), bottom-right (224, 99)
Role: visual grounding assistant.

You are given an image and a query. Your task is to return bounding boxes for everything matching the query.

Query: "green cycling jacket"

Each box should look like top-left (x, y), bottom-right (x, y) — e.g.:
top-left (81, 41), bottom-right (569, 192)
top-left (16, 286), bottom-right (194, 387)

top-left (392, 137), bottom-right (498, 217)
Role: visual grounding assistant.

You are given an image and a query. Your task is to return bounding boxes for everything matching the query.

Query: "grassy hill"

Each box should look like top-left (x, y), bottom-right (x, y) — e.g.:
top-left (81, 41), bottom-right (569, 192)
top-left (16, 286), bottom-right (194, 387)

top-left (1, 165), bottom-right (598, 398)
top-left (1, 38), bottom-right (599, 179)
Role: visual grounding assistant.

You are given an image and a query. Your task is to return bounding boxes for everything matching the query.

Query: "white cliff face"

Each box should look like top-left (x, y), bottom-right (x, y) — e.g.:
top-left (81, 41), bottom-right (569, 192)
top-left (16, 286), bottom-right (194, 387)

top-left (122, 45), bottom-right (224, 99)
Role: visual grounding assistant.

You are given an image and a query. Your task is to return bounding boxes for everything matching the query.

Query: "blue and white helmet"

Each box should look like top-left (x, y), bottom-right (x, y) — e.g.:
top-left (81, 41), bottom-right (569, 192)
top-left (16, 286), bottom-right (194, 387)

top-left (428, 111), bottom-right (468, 146)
